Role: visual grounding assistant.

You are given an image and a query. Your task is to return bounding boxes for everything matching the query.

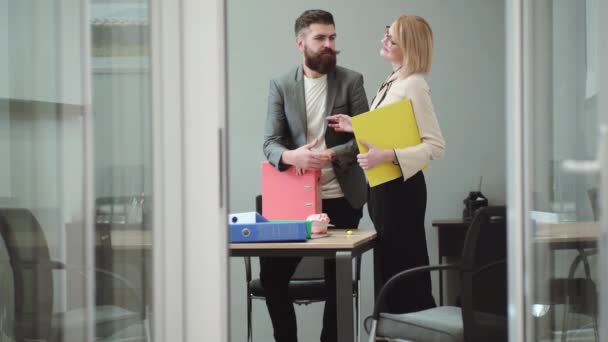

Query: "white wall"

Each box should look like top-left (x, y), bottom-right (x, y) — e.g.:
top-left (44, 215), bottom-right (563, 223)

top-left (2, 0), bottom-right (85, 214)
top-left (0, 102), bottom-right (9, 198)
top-left (0, 0), bottom-right (8, 99)
top-left (1, 0), bottom-right (86, 268)
top-left (3, 0), bottom-right (153, 251)
top-left (93, 71), bottom-right (152, 197)
top-left (552, 0), bottom-right (597, 219)
top-left (7, 0), bottom-right (83, 104)
top-left (0, 0), bottom-right (10, 197)
top-left (227, 0), bottom-right (506, 341)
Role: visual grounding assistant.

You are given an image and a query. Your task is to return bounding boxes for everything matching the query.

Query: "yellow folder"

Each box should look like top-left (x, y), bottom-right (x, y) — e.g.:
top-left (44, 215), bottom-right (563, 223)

top-left (351, 99), bottom-right (423, 187)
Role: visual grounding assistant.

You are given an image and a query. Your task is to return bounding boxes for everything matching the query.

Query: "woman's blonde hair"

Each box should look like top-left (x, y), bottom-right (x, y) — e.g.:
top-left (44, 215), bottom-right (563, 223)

top-left (392, 15), bottom-right (433, 78)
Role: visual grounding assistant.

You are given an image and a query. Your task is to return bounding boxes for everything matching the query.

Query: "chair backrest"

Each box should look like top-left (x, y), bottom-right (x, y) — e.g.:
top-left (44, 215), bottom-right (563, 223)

top-left (459, 206), bottom-right (507, 342)
top-left (291, 257), bottom-right (325, 280)
top-left (0, 221), bottom-right (15, 340)
top-left (0, 208), bottom-right (54, 341)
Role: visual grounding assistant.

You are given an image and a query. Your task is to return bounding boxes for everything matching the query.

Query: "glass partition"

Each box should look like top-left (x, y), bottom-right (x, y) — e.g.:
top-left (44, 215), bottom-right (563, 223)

top-left (509, 0), bottom-right (605, 340)
top-left (0, 0), bottom-right (153, 340)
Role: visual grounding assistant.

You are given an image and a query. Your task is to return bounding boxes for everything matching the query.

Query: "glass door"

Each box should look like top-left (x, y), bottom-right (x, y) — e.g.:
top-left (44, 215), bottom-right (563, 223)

top-left (507, 0), bottom-right (607, 340)
top-left (0, 0), bottom-right (227, 341)
top-left (1, 0), bottom-right (158, 340)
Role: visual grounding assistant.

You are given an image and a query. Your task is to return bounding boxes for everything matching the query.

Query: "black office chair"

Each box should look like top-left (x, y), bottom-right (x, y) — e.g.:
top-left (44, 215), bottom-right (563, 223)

top-left (0, 208), bottom-right (148, 342)
top-left (244, 195), bottom-right (362, 342)
top-left (560, 249), bottom-right (598, 342)
top-left (366, 206), bottom-right (508, 342)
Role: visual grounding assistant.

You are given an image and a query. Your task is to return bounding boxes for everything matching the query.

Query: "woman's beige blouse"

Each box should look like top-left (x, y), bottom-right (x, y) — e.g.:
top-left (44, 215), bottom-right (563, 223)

top-left (370, 72), bottom-right (445, 181)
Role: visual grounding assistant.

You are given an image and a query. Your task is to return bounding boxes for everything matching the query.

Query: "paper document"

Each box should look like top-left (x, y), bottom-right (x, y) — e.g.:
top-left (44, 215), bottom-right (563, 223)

top-left (351, 99), bottom-right (424, 187)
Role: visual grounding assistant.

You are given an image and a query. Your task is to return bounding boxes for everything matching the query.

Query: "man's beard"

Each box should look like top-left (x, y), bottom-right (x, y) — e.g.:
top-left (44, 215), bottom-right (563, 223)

top-left (304, 46), bottom-right (338, 74)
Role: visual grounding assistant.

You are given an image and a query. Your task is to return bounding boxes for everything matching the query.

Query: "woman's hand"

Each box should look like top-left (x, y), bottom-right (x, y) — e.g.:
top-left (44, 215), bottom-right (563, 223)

top-left (357, 140), bottom-right (394, 170)
top-left (294, 148), bottom-right (335, 175)
top-left (326, 114), bottom-right (353, 133)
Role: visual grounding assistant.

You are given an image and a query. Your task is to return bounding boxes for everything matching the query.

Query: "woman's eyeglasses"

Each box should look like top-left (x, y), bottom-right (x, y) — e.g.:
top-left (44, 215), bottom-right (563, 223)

top-left (383, 26), bottom-right (397, 47)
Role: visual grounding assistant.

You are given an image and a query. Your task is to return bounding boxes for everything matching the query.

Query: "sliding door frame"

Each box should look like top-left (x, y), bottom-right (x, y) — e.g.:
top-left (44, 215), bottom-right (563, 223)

top-left (151, 0), bottom-right (228, 340)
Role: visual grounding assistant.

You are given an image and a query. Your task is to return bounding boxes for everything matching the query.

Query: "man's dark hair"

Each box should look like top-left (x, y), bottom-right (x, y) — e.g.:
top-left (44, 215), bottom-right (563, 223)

top-left (294, 9), bottom-right (335, 36)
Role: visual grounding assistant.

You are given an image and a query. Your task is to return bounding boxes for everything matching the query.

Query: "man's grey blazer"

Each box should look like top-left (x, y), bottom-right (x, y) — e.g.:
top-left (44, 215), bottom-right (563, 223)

top-left (263, 65), bottom-right (369, 209)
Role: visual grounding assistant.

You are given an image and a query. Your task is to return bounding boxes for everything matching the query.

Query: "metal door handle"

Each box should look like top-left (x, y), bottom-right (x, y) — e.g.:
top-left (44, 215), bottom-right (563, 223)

top-left (219, 128), bottom-right (224, 208)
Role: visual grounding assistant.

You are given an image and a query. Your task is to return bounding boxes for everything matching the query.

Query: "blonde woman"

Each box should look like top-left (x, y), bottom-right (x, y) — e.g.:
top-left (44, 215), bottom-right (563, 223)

top-left (327, 15), bottom-right (445, 313)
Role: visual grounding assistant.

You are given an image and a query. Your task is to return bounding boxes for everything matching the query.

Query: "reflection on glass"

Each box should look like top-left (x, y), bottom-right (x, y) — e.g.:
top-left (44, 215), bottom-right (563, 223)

top-left (92, 0), bottom-right (153, 341)
top-left (0, 0), bottom-right (153, 341)
top-left (526, 1), bottom-right (600, 341)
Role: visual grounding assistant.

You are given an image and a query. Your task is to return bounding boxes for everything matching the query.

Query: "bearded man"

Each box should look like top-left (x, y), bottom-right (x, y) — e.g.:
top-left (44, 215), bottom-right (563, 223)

top-left (261, 9), bottom-right (369, 342)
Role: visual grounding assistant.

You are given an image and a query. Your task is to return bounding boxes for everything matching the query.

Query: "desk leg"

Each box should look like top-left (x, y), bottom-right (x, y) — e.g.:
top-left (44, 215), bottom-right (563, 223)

top-left (438, 250), bottom-right (443, 306)
top-left (336, 251), bottom-right (354, 342)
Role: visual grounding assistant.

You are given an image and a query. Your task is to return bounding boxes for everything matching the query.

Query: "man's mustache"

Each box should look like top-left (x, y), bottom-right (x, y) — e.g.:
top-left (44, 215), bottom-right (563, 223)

top-left (320, 48), bottom-right (341, 56)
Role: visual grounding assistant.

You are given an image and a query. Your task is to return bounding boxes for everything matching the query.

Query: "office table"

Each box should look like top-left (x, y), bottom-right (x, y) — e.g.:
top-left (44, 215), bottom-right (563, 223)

top-left (533, 221), bottom-right (599, 339)
top-left (432, 218), bottom-right (600, 332)
top-left (433, 219), bottom-right (599, 250)
top-left (230, 229), bottom-right (376, 342)
top-left (68, 225), bottom-right (376, 342)
top-left (534, 221), bottom-right (598, 247)
top-left (431, 219), bottom-right (469, 305)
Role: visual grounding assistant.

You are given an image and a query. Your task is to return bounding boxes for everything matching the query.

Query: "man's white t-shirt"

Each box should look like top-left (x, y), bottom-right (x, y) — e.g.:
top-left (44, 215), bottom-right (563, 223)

top-left (304, 75), bottom-right (343, 199)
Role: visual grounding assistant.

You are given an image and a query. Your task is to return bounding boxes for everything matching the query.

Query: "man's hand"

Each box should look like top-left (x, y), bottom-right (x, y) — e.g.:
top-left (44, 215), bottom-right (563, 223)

top-left (294, 167), bottom-right (306, 176)
top-left (281, 139), bottom-right (330, 171)
top-left (326, 114), bottom-right (353, 133)
top-left (357, 140), bottom-right (393, 170)
top-left (318, 148), bottom-right (336, 168)
top-left (294, 148), bottom-right (335, 175)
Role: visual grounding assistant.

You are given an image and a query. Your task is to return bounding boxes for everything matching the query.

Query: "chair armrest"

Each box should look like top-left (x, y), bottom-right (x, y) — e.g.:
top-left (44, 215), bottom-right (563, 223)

top-left (371, 263), bottom-right (462, 319)
top-left (15, 260), bottom-right (65, 269)
top-left (570, 248), bottom-right (598, 279)
top-left (472, 259), bottom-right (506, 278)
top-left (244, 256), bottom-right (252, 283)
